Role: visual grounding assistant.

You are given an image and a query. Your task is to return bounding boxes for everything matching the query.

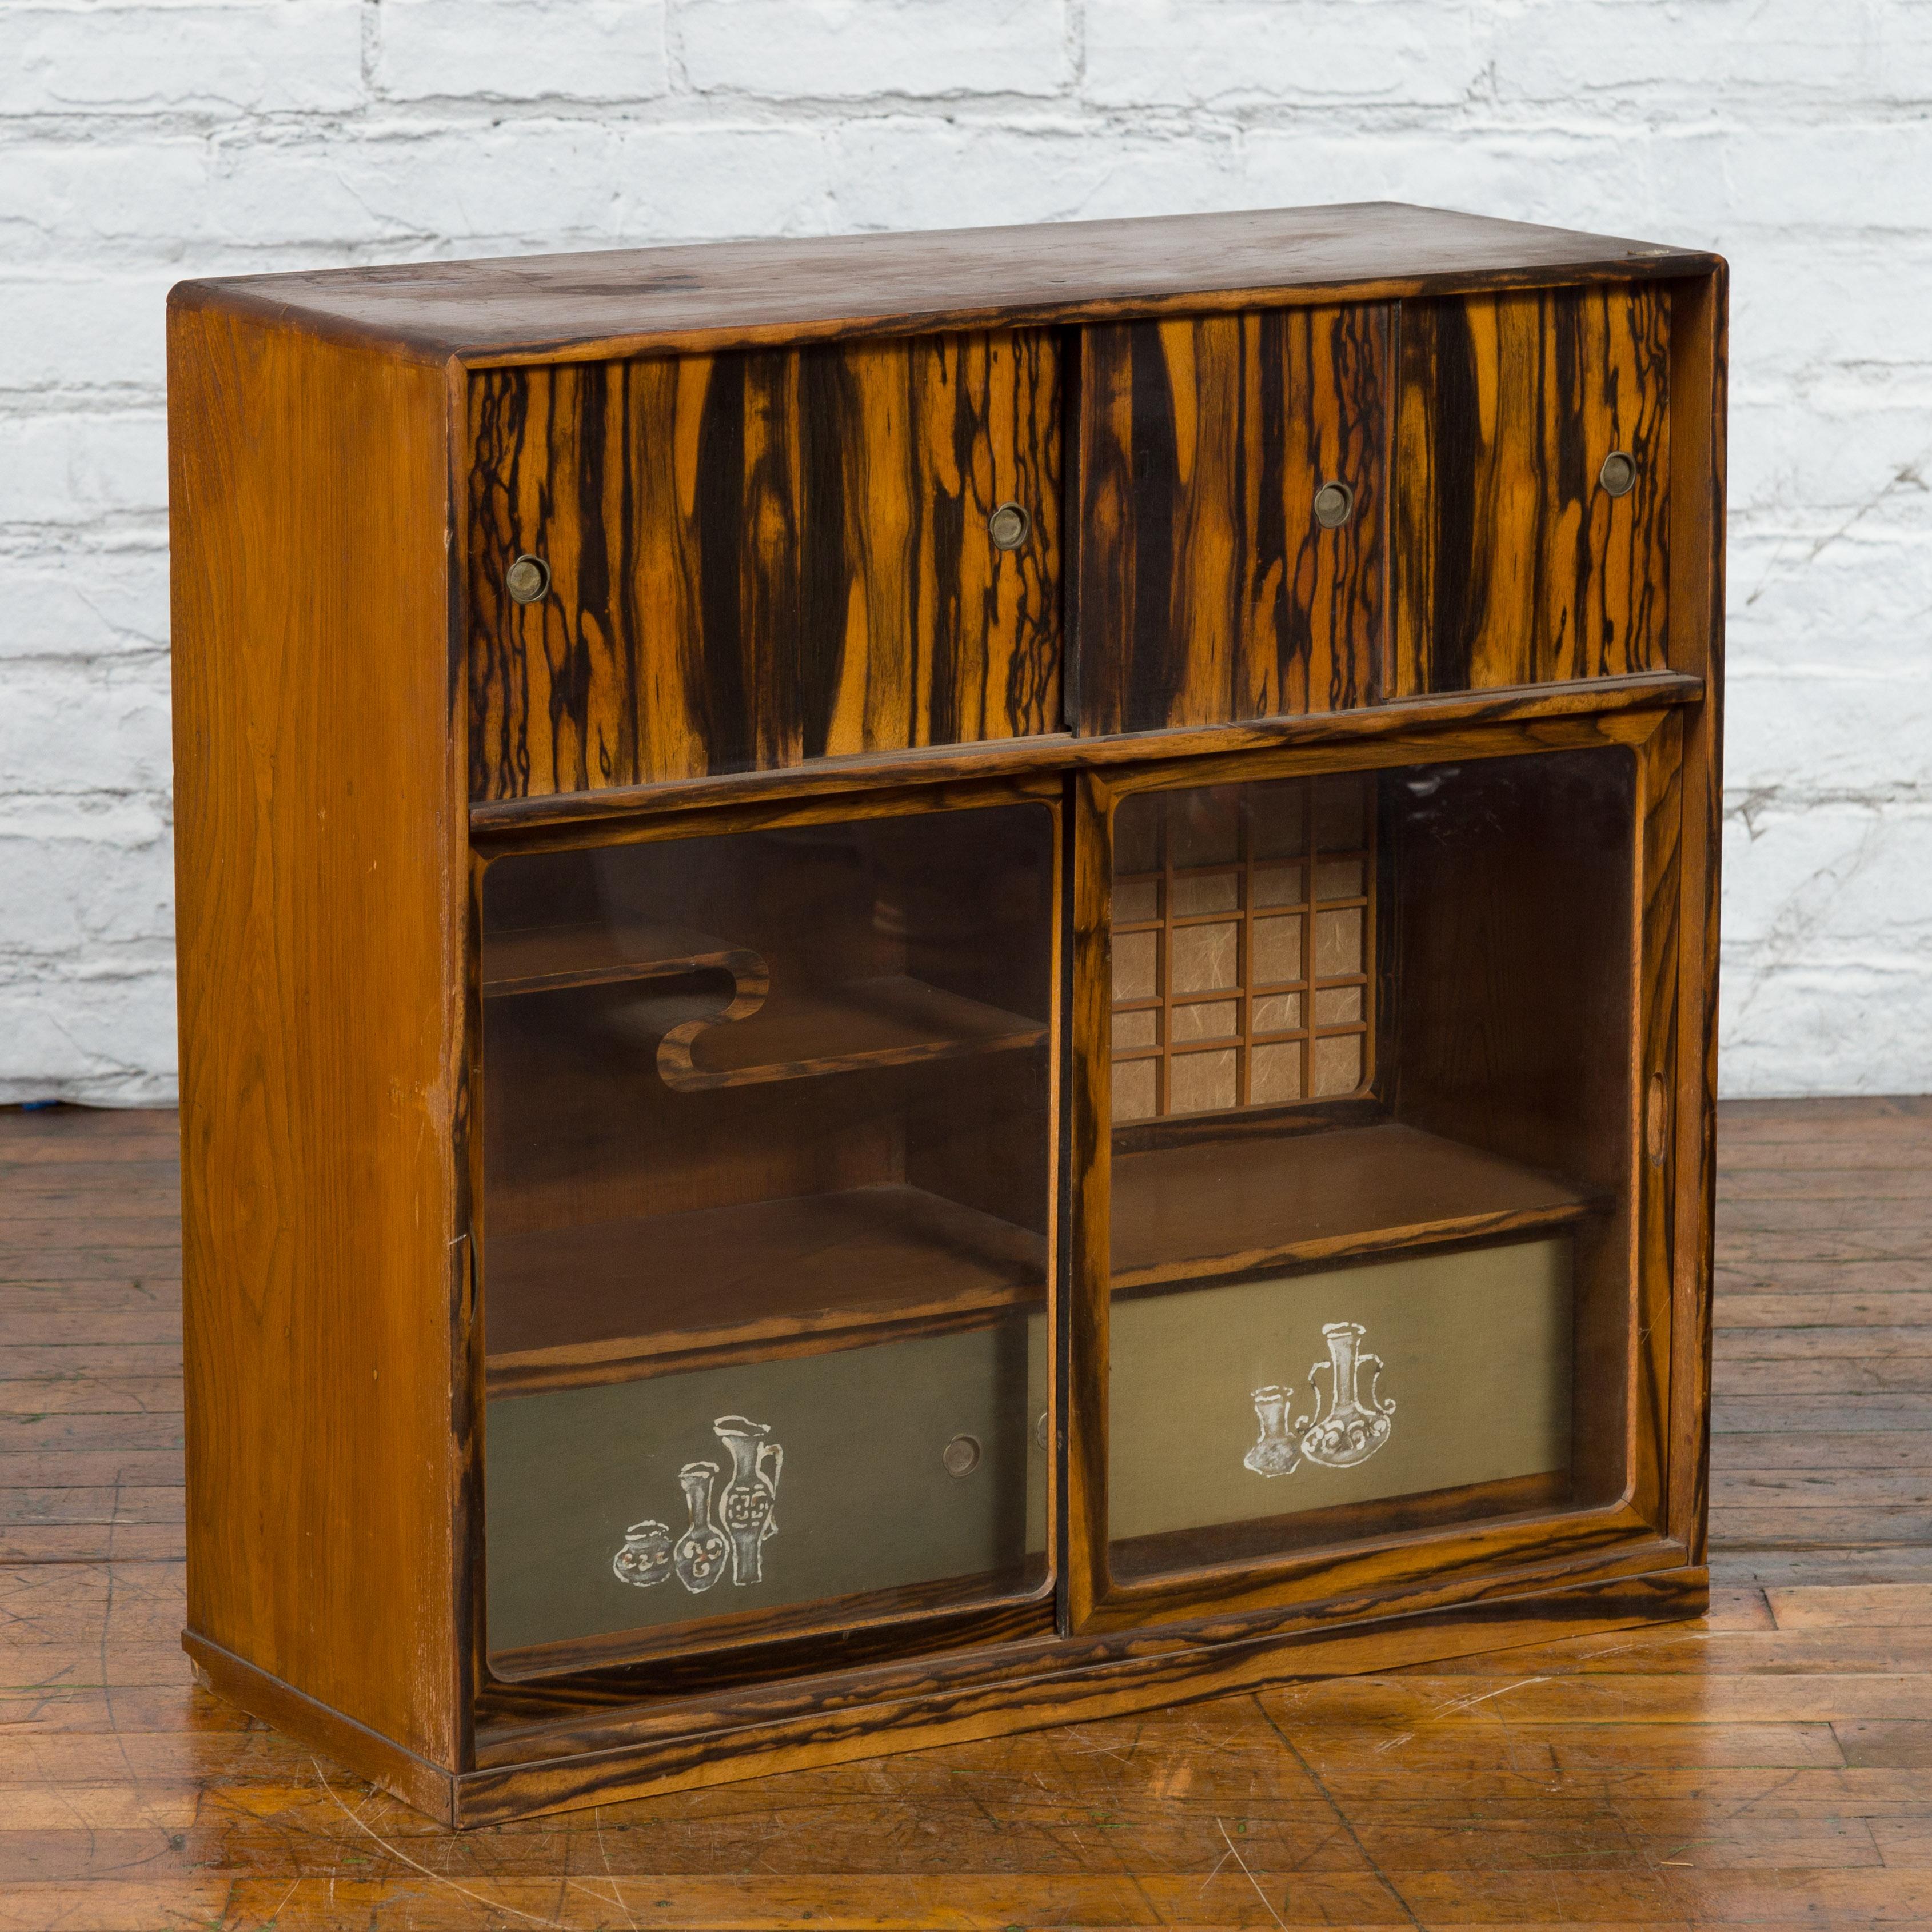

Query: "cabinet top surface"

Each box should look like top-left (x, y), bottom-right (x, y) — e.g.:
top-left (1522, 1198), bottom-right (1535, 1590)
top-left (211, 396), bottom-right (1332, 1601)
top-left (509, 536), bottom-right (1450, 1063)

top-left (169, 202), bottom-right (1719, 366)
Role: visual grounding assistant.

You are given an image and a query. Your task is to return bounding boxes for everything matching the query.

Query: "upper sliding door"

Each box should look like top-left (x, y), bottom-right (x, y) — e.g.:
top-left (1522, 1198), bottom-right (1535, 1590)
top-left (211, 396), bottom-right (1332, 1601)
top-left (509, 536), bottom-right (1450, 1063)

top-left (1076, 304), bottom-right (1391, 733)
top-left (1392, 282), bottom-right (1672, 693)
top-left (466, 332), bottom-right (1064, 801)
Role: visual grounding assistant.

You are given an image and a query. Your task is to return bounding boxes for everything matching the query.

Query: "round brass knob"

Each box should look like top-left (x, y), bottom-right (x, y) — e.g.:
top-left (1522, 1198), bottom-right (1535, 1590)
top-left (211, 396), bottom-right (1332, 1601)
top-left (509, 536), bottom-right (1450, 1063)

top-left (1313, 481), bottom-right (1354, 529)
top-left (1599, 451), bottom-right (1637, 497)
top-left (505, 553), bottom-right (550, 604)
top-left (987, 502), bottom-right (1031, 552)
top-left (941, 1434), bottom-right (983, 1478)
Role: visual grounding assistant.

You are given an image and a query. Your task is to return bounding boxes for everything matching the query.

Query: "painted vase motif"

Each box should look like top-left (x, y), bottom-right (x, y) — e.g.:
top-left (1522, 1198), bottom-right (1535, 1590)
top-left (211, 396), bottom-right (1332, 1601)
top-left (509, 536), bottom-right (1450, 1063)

top-left (672, 1460), bottom-right (729, 1592)
top-left (1300, 1320), bottom-right (1395, 1468)
top-left (610, 1518), bottom-right (673, 1588)
top-left (1243, 1384), bottom-right (1306, 1477)
top-left (714, 1415), bottom-right (783, 1586)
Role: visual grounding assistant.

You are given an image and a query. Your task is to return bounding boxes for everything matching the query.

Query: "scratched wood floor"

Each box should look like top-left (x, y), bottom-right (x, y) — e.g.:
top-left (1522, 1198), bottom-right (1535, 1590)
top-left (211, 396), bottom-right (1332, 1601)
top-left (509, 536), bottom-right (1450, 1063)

top-left (4, 1098), bottom-right (1931, 1930)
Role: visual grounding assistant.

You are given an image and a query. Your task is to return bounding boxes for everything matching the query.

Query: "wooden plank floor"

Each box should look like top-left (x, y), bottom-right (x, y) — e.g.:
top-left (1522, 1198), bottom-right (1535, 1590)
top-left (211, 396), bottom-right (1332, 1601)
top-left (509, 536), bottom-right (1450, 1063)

top-left (4, 1098), bottom-right (1930, 1930)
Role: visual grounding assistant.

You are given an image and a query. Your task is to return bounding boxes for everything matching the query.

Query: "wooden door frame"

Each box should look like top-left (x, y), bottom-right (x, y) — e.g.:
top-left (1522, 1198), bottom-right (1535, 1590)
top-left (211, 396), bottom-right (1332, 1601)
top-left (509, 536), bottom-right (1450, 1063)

top-left (1064, 707), bottom-right (1701, 1632)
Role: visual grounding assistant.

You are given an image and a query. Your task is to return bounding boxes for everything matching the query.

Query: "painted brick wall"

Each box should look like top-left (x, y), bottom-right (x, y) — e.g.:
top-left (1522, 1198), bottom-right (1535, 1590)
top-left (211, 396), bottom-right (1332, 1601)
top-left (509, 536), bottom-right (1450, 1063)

top-left (3, 0), bottom-right (1927, 1103)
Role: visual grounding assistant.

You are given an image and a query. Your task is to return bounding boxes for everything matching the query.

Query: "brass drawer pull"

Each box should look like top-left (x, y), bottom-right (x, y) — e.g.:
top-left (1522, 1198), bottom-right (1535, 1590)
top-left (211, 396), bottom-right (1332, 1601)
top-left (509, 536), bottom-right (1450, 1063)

top-left (1599, 451), bottom-right (1637, 497)
top-left (505, 553), bottom-right (550, 604)
top-left (1312, 480), bottom-right (1354, 529)
top-left (942, 1434), bottom-right (983, 1477)
top-left (987, 502), bottom-right (1031, 551)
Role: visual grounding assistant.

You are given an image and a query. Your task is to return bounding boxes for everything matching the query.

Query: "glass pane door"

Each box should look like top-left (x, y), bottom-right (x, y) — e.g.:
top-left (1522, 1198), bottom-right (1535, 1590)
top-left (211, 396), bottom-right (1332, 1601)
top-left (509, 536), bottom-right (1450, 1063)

top-left (478, 799), bottom-right (1055, 1672)
top-left (1104, 748), bottom-right (1636, 1582)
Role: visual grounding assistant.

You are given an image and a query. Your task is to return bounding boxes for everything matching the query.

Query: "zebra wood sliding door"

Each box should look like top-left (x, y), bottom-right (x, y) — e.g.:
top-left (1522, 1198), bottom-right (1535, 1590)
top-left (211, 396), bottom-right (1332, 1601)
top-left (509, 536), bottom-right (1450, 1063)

top-left (1073, 305), bottom-right (1392, 735)
top-left (466, 333), bottom-right (1064, 801)
top-left (1392, 282), bottom-right (1672, 694)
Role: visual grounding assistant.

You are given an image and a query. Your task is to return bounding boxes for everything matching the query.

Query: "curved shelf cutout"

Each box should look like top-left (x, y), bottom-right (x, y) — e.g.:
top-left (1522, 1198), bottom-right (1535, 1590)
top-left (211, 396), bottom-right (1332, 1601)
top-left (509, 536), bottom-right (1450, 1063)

top-left (616, 974), bottom-right (1048, 1091)
top-left (481, 919), bottom-right (769, 1004)
top-left (483, 918), bottom-right (1047, 1091)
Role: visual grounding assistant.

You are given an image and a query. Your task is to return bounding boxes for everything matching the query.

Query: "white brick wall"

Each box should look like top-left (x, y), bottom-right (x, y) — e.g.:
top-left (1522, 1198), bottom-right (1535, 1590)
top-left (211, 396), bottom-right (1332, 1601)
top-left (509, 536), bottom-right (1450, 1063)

top-left (2, 0), bottom-right (1927, 1104)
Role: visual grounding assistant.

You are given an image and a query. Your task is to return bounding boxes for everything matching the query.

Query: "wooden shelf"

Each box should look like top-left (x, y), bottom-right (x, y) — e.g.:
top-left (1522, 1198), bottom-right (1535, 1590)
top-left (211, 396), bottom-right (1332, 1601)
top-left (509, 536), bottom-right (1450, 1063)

top-left (484, 919), bottom-right (1045, 1091)
top-left (1111, 1121), bottom-right (1594, 1292)
top-left (607, 974), bottom-right (1048, 1092)
top-left (482, 920), bottom-right (766, 1000)
top-left (486, 1183), bottom-right (1047, 1395)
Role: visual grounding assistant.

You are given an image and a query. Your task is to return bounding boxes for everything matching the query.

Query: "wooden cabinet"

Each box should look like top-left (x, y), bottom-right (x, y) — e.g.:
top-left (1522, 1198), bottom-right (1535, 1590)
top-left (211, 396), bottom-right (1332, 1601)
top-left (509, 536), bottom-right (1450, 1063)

top-left (168, 203), bottom-right (1726, 1826)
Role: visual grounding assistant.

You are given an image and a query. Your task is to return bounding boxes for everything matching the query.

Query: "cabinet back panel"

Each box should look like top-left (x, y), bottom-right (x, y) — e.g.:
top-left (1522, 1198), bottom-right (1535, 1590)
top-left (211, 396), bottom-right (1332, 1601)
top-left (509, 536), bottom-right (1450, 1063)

top-left (467, 332), bottom-right (1063, 800)
top-left (1076, 305), bottom-right (1391, 734)
top-left (1393, 283), bottom-right (1671, 693)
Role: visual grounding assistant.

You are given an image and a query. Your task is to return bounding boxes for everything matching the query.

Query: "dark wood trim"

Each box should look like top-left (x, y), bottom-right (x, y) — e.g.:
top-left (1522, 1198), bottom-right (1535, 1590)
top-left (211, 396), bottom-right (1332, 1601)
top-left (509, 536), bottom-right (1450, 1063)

top-left (443, 1560), bottom-right (1705, 1825)
top-left (486, 1566), bottom-right (1055, 1685)
top-left (1665, 267), bottom-right (1727, 1567)
top-left (1091, 704), bottom-right (1673, 799)
top-left (1109, 1468), bottom-right (1572, 1580)
top-left (474, 769), bottom-right (1068, 856)
top-left (1631, 714), bottom-right (1687, 1535)
top-left (1081, 1499), bottom-right (1666, 1635)
top-left (448, 261), bottom-right (1721, 371)
top-left (1064, 774), bottom-right (1113, 1630)
top-left (469, 671), bottom-right (1705, 839)
top-left (471, 1531), bottom-right (1691, 1763)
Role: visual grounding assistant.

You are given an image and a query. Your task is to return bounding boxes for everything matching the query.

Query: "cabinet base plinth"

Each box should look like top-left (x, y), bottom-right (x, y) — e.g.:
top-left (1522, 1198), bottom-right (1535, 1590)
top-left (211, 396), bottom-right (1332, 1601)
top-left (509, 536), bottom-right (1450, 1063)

top-left (182, 1630), bottom-right (458, 1826)
top-left (187, 1563), bottom-right (1707, 1829)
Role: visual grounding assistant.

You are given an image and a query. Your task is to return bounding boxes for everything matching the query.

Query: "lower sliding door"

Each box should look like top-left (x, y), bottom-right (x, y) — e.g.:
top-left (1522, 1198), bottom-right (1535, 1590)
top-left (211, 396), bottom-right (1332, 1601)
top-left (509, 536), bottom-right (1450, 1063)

top-left (1072, 718), bottom-right (1683, 1622)
top-left (473, 783), bottom-right (1059, 1678)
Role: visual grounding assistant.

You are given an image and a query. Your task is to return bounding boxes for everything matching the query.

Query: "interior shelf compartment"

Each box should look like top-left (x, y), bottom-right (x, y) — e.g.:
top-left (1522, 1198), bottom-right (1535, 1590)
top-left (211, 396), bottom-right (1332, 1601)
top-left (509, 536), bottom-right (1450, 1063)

top-left (1111, 1120), bottom-right (1593, 1292)
top-left (484, 920), bottom-right (1046, 1092)
top-left (485, 1183), bottom-right (1047, 1396)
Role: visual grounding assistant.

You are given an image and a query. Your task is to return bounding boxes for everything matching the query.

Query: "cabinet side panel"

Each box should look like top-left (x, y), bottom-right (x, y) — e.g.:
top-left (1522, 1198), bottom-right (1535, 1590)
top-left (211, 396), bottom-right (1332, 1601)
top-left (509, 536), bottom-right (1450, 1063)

top-left (466, 331), bottom-right (1063, 799)
top-left (1076, 307), bottom-right (1390, 735)
top-left (1664, 266), bottom-right (1726, 1562)
top-left (169, 302), bottom-right (463, 1762)
top-left (1393, 284), bottom-right (1671, 693)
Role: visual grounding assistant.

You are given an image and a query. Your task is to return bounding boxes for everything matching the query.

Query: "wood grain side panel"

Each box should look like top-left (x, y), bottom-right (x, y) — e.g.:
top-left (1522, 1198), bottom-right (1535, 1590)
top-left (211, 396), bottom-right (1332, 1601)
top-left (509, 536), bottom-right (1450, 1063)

top-left (168, 305), bottom-right (463, 1764)
top-left (1076, 305), bottom-right (1390, 733)
top-left (1394, 282), bottom-right (1671, 693)
top-left (1666, 267), bottom-right (1727, 1563)
top-left (468, 332), bottom-right (1063, 800)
